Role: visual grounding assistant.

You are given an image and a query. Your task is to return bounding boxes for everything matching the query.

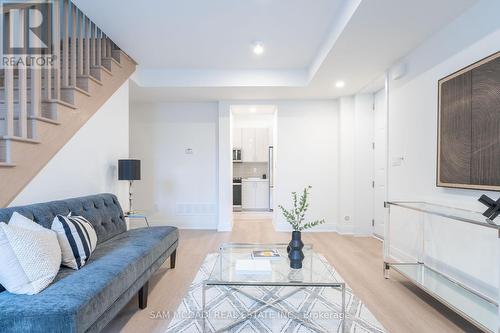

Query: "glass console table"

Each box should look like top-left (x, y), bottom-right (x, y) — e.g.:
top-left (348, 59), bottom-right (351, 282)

top-left (383, 201), bottom-right (499, 332)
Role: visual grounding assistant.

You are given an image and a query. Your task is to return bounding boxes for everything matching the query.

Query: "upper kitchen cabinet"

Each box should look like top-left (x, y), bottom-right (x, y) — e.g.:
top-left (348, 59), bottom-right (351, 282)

top-left (232, 127), bottom-right (242, 148)
top-left (240, 128), bottom-right (269, 162)
top-left (255, 128), bottom-right (270, 162)
top-left (241, 128), bottom-right (256, 162)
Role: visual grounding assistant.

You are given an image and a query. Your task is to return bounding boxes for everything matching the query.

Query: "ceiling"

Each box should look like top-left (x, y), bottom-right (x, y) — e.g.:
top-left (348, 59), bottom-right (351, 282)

top-left (73, 0), bottom-right (345, 70)
top-left (74, 0), bottom-right (478, 102)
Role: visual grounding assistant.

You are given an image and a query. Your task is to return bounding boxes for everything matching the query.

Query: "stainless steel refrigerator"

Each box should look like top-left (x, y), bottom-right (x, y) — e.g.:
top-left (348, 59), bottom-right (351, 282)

top-left (268, 146), bottom-right (274, 211)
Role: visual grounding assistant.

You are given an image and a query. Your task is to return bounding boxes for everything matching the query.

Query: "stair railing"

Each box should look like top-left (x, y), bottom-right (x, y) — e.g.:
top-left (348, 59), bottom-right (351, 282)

top-left (1, 0), bottom-right (123, 144)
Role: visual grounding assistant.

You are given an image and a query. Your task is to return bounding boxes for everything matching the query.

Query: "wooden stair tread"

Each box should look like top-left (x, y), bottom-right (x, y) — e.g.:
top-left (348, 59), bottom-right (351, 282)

top-left (0, 85), bottom-right (90, 96)
top-left (0, 98), bottom-right (77, 110)
top-left (61, 85), bottom-right (91, 97)
top-left (78, 74), bottom-right (103, 86)
top-left (103, 56), bottom-right (122, 68)
top-left (0, 163), bottom-right (16, 168)
top-left (0, 115), bottom-right (60, 124)
top-left (0, 136), bottom-right (41, 144)
top-left (31, 116), bottom-right (61, 125)
top-left (43, 99), bottom-right (77, 110)
top-left (92, 65), bottom-right (113, 76)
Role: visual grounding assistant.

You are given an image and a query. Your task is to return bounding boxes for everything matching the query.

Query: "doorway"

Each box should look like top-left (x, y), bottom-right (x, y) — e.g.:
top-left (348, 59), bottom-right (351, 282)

top-left (230, 105), bottom-right (277, 224)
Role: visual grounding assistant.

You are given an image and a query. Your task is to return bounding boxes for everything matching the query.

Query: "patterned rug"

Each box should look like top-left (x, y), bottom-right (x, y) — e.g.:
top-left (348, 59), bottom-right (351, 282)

top-left (166, 253), bottom-right (386, 333)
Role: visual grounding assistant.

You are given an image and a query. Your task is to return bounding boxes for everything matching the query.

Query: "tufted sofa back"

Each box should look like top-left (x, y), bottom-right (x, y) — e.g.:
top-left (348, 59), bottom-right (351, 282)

top-left (0, 193), bottom-right (127, 245)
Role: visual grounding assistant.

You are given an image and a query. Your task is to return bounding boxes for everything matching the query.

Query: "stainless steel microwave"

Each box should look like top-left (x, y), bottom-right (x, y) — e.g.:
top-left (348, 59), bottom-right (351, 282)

top-left (232, 149), bottom-right (242, 162)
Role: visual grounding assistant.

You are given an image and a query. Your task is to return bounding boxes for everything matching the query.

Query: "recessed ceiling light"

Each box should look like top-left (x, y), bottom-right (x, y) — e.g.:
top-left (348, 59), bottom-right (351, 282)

top-left (335, 81), bottom-right (345, 88)
top-left (252, 42), bottom-right (264, 55)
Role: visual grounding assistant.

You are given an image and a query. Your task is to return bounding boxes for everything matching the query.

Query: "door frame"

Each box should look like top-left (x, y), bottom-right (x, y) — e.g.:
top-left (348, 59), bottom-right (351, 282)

top-left (217, 102), bottom-right (278, 231)
top-left (372, 77), bottom-right (389, 239)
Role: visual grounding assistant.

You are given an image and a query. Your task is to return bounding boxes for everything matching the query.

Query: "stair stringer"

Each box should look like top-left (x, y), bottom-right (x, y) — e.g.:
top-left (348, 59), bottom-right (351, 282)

top-left (0, 51), bottom-right (136, 207)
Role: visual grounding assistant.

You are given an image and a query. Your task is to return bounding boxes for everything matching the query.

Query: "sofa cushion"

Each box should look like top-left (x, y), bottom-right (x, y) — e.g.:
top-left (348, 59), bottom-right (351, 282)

top-left (0, 194), bottom-right (127, 246)
top-left (0, 226), bottom-right (179, 333)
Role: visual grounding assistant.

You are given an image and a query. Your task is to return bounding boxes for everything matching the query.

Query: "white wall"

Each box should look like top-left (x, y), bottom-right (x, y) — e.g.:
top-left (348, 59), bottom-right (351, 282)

top-left (130, 102), bottom-right (219, 229)
top-left (387, 0), bottom-right (500, 299)
top-left (338, 97), bottom-right (355, 234)
top-left (273, 100), bottom-right (339, 232)
top-left (214, 99), bottom-right (374, 234)
top-left (10, 81), bottom-right (130, 209)
top-left (337, 95), bottom-right (374, 235)
top-left (10, 81), bottom-right (129, 210)
top-left (129, 98), bottom-right (373, 234)
top-left (232, 113), bottom-right (275, 129)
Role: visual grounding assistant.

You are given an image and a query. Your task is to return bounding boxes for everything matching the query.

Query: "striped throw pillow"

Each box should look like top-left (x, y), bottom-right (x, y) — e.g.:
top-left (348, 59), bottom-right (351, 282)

top-left (51, 215), bottom-right (97, 270)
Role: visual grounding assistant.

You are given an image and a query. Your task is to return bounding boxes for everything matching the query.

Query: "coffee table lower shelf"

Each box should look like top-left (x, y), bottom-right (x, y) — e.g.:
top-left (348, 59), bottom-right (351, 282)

top-left (385, 262), bottom-right (498, 332)
top-left (202, 280), bottom-right (346, 333)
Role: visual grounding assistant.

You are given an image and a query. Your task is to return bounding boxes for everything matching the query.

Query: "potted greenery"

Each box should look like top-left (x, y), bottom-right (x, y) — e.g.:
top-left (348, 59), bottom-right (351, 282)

top-left (278, 186), bottom-right (325, 269)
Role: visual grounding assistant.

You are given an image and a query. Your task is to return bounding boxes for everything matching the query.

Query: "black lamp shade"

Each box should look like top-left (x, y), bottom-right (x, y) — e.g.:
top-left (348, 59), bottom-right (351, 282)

top-left (118, 159), bottom-right (141, 181)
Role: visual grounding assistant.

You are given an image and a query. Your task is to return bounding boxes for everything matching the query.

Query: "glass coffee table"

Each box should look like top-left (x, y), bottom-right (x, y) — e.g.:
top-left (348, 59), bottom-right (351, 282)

top-left (202, 243), bottom-right (346, 333)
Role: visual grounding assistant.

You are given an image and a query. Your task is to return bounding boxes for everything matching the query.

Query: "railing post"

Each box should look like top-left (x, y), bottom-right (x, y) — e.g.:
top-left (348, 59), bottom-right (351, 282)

top-left (90, 21), bottom-right (95, 67)
top-left (106, 36), bottom-right (112, 58)
top-left (4, 67), bottom-right (14, 137)
top-left (102, 33), bottom-right (107, 61)
top-left (70, 1), bottom-right (76, 87)
top-left (84, 16), bottom-right (90, 75)
top-left (2, 11), bottom-right (13, 138)
top-left (96, 28), bottom-right (101, 67)
top-left (77, 9), bottom-right (83, 76)
top-left (42, 2), bottom-right (52, 101)
top-left (17, 8), bottom-right (27, 138)
top-left (61, 0), bottom-right (69, 87)
top-left (51, 0), bottom-right (60, 100)
top-left (30, 67), bottom-right (41, 118)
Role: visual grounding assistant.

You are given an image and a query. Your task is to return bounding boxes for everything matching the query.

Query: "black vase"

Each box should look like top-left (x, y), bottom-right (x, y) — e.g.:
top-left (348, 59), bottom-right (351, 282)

top-left (288, 231), bottom-right (305, 269)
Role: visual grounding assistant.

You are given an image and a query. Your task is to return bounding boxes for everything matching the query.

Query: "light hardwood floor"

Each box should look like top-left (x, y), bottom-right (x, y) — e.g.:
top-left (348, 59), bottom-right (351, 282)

top-left (104, 217), bottom-right (479, 333)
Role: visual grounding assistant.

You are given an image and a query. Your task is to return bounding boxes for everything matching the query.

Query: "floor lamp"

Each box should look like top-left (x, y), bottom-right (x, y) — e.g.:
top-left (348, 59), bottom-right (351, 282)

top-left (118, 159), bottom-right (141, 215)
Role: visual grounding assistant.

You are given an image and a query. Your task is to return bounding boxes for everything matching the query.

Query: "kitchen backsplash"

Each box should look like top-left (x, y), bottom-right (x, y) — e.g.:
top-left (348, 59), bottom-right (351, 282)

top-left (234, 162), bottom-right (268, 179)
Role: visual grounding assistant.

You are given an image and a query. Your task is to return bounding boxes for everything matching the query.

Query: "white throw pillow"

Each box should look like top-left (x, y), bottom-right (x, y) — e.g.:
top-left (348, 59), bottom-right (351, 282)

top-left (51, 215), bottom-right (97, 270)
top-left (9, 211), bottom-right (47, 231)
top-left (0, 212), bottom-right (62, 295)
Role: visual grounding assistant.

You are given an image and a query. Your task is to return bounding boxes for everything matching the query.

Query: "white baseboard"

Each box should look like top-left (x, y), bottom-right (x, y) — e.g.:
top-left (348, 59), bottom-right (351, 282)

top-left (181, 226), bottom-right (218, 230)
top-left (217, 225), bottom-right (233, 232)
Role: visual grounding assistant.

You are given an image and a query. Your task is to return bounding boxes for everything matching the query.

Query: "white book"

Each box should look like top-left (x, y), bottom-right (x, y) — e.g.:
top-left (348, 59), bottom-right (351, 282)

top-left (235, 259), bottom-right (272, 275)
top-left (251, 249), bottom-right (282, 260)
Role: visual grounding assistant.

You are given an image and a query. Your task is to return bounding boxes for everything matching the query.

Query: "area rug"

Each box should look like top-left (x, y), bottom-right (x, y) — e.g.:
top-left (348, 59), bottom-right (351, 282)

top-left (165, 253), bottom-right (386, 333)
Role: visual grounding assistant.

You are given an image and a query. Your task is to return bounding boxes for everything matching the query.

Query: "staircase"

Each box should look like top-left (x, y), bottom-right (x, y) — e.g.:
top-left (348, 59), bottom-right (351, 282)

top-left (0, 0), bottom-right (136, 207)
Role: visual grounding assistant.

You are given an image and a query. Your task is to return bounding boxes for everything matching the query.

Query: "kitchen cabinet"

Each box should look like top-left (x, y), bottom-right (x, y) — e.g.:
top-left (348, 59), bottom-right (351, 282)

top-left (242, 180), bottom-right (269, 210)
top-left (241, 181), bottom-right (254, 209)
top-left (232, 127), bottom-right (242, 148)
top-left (241, 128), bottom-right (256, 162)
top-left (255, 128), bottom-right (269, 162)
top-left (240, 128), bottom-right (269, 162)
top-left (255, 181), bottom-right (270, 209)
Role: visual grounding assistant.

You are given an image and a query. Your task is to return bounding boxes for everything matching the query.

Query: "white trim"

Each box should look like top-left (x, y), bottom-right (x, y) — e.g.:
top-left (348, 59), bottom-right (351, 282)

top-left (217, 102), bottom-right (233, 232)
top-left (132, 68), bottom-right (307, 88)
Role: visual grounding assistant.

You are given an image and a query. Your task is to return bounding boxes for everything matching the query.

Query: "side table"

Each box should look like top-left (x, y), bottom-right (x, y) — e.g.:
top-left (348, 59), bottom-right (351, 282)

top-left (125, 212), bottom-right (150, 228)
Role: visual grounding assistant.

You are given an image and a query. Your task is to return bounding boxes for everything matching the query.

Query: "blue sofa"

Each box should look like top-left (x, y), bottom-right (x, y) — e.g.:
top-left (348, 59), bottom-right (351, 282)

top-left (0, 194), bottom-right (178, 333)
